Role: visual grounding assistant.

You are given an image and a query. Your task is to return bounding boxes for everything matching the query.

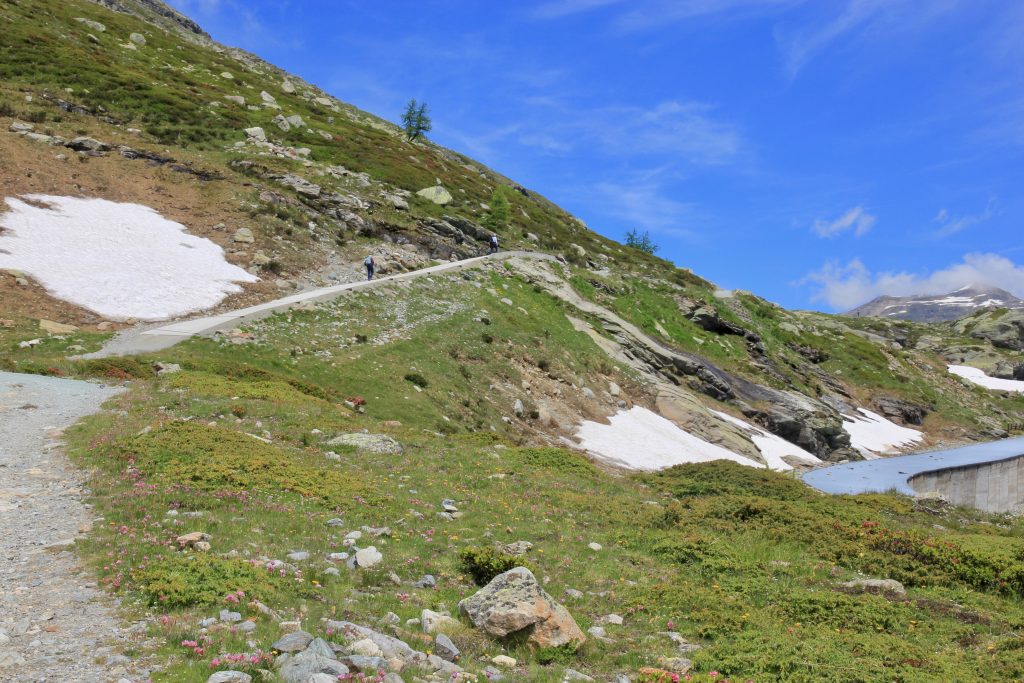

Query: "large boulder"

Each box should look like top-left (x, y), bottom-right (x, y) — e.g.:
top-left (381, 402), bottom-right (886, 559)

top-left (416, 186), bottom-right (453, 205)
top-left (458, 567), bottom-right (585, 648)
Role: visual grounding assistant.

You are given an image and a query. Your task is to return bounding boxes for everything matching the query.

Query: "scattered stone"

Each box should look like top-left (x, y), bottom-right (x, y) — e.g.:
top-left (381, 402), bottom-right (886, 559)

top-left (129, 32), bottom-right (146, 46)
top-left (244, 126), bottom-right (267, 142)
top-left (326, 433), bottom-right (403, 454)
top-left (513, 399), bottom-right (525, 417)
top-left (657, 657), bottom-right (693, 674)
top-left (349, 638), bottom-right (384, 658)
top-left (492, 655), bottom-right (516, 668)
top-left (9, 121), bottom-right (34, 133)
top-left (176, 531), bottom-right (211, 550)
top-left (609, 382), bottom-right (621, 396)
top-left (416, 185), bottom-right (453, 205)
top-left (277, 650), bottom-right (349, 683)
top-left (600, 614), bottom-right (624, 625)
top-left (587, 542), bottom-right (602, 551)
top-left (260, 90), bottom-right (277, 104)
top-left (279, 621), bottom-right (302, 633)
top-left (282, 79), bottom-right (296, 94)
top-left (233, 227), bottom-right (255, 243)
top-left (840, 578), bottom-right (907, 598)
top-left (564, 588), bottom-right (583, 599)
top-left (441, 499), bottom-right (459, 512)
top-left (587, 626), bottom-right (607, 639)
top-left (326, 518), bottom-right (345, 527)
top-left (413, 574), bottom-right (437, 589)
top-left (458, 567), bottom-right (586, 648)
top-left (154, 362), bottom-right (181, 375)
top-left (287, 551), bottom-right (310, 562)
top-left (434, 634), bottom-right (460, 662)
top-left (207, 672), bottom-right (251, 683)
top-left (39, 319), bottom-right (79, 335)
top-left (564, 668), bottom-right (594, 682)
top-left (225, 95), bottom-right (246, 106)
top-left (219, 609), bottom-right (242, 623)
top-left (499, 540), bottom-right (533, 557)
top-left (421, 609), bottom-right (457, 634)
top-left (74, 17), bottom-right (106, 32)
top-left (354, 546), bottom-right (383, 568)
top-left (67, 136), bottom-right (109, 152)
top-left (272, 630), bottom-right (314, 653)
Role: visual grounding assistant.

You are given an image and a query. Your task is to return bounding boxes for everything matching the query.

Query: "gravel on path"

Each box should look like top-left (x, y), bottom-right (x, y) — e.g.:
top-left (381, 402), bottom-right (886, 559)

top-left (0, 372), bottom-right (146, 682)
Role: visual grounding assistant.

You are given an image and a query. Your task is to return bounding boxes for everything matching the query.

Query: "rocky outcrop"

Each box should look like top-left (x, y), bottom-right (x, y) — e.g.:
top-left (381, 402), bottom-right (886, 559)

top-left (458, 567), bottom-right (585, 648)
top-left (873, 396), bottom-right (929, 426)
top-left (963, 310), bottom-right (1024, 351)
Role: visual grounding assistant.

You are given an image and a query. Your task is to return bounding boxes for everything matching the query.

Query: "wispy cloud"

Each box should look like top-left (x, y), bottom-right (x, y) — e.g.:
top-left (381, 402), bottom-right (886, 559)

top-left (933, 198), bottom-right (997, 237)
top-left (776, 0), bottom-right (964, 77)
top-left (801, 252), bottom-right (1024, 310)
top-left (811, 206), bottom-right (875, 238)
top-left (532, 0), bottom-right (626, 20)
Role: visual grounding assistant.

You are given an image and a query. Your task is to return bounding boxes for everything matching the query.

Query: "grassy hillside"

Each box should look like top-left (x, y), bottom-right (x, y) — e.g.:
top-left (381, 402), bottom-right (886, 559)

top-left (43, 268), bottom-right (1024, 682)
top-left (2, 1), bottom-right (1024, 681)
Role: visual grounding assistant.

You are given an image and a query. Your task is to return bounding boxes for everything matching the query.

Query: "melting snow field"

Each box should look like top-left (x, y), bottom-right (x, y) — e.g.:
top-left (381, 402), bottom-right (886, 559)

top-left (949, 365), bottom-right (1024, 393)
top-left (842, 408), bottom-right (923, 458)
top-left (0, 195), bottom-right (257, 320)
top-left (710, 409), bottom-right (822, 471)
top-left (576, 406), bottom-right (765, 471)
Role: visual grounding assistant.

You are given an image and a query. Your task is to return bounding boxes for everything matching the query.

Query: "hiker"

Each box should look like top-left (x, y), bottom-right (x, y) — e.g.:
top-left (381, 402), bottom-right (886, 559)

top-left (364, 254), bottom-right (375, 280)
top-left (489, 234), bottom-right (499, 254)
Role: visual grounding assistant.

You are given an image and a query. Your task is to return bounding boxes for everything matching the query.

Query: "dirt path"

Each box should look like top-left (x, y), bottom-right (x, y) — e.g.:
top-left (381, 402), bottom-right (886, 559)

top-left (0, 372), bottom-right (145, 682)
top-left (85, 250), bottom-right (556, 358)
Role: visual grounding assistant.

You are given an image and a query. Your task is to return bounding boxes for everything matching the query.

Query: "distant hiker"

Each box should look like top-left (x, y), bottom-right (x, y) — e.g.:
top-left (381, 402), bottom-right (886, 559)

top-left (489, 234), bottom-right (499, 254)
top-left (364, 255), bottom-right (375, 280)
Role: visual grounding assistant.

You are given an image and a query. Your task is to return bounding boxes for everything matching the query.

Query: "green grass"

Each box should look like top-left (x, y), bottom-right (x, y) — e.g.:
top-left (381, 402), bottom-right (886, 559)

top-left (54, 272), bottom-right (1024, 682)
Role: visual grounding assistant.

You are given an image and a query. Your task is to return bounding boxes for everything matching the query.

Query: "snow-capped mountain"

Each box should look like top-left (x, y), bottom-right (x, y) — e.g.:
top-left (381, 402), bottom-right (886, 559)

top-left (845, 285), bottom-right (1024, 322)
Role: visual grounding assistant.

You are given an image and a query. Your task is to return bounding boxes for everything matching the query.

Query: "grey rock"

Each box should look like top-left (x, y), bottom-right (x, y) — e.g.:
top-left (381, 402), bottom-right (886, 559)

top-left (564, 669), bottom-right (594, 682)
top-left (416, 185), bottom-right (453, 205)
top-left (233, 227), bottom-right (255, 244)
top-left (354, 546), bottom-right (382, 568)
top-left (413, 574), bottom-right (437, 588)
top-left (840, 578), bottom-right (907, 598)
top-left (219, 610), bottom-right (242, 623)
top-left (277, 650), bottom-right (348, 683)
top-left (338, 655), bottom-right (388, 672)
top-left (74, 17), bottom-right (106, 32)
top-left (434, 633), bottom-right (460, 662)
top-left (9, 121), bottom-right (34, 133)
top-left (67, 136), bottom-right (109, 152)
top-left (129, 32), bottom-right (146, 46)
top-left (244, 126), bottom-right (266, 142)
top-left (272, 630), bottom-right (314, 652)
top-left (286, 551), bottom-right (310, 561)
top-left (305, 638), bottom-right (336, 659)
top-left (225, 95), bottom-right (246, 106)
top-left (207, 672), bottom-right (252, 683)
top-left (325, 518), bottom-right (345, 526)
top-left (326, 433), bottom-right (403, 454)
top-left (459, 567), bottom-right (585, 648)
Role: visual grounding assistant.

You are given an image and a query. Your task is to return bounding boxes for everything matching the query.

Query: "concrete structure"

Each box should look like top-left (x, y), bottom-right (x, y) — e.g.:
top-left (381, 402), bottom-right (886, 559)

top-left (909, 455), bottom-right (1024, 513)
top-left (803, 436), bottom-right (1024, 513)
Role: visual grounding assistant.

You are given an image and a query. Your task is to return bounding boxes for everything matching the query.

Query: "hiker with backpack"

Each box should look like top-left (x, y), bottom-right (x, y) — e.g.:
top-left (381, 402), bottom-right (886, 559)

top-left (364, 254), bottom-right (375, 280)
top-left (489, 234), bottom-right (499, 254)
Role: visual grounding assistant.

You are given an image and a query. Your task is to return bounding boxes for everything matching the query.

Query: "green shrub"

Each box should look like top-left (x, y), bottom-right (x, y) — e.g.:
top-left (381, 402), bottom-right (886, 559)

top-left (459, 546), bottom-right (532, 586)
top-left (73, 356), bottom-right (154, 380)
top-left (404, 372), bottom-right (429, 388)
top-left (117, 422), bottom-right (372, 509)
top-left (507, 447), bottom-right (594, 476)
top-left (132, 554), bottom-right (280, 607)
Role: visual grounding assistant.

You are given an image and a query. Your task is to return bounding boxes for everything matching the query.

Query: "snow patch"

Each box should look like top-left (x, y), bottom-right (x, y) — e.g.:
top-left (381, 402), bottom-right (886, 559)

top-left (842, 408), bottom-right (923, 457)
top-left (576, 406), bottom-right (764, 471)
top-left (0, 195), bottom-right (257, 320)
top-left (710, 410), bottom-right (822, 471)
top-left (949, 365), bottom-right (1024, 392)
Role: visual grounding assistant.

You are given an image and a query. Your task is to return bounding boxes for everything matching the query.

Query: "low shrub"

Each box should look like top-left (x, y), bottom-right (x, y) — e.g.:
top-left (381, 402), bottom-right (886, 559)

top-left (132, 554), bottom-right (280, 607)
top-left (459, 546), bottom-right (532, 586)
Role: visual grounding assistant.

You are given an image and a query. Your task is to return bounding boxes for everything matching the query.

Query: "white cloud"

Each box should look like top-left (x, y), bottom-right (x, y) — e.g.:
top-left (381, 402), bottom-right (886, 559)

top-left (801, 252), bottom-right (1024, 310)
top-left (811, 205), bottom-right (875, 238)
top-left (933, 198), bottom-right (996, 237)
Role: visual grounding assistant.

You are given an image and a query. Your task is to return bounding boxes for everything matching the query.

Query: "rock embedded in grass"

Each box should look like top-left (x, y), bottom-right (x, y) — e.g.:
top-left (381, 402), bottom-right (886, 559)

top-left (325, 432), bottom-right (403, 454)
top-left (458, 566), bottom-right (586, 648)
top-left (272, 630), bottom-right (313, 653)
top-left (207, 671), bottom-right (252, 683)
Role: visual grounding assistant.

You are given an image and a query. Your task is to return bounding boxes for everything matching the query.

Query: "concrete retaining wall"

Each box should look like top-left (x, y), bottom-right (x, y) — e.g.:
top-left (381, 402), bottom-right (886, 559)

top-left (909, 455), bottom-right (1024, 513)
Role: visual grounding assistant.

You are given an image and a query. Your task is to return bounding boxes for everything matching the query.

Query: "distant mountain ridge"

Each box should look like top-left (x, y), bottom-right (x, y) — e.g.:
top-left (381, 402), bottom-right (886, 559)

top-left (845, 285), bottom-right (1024, 322)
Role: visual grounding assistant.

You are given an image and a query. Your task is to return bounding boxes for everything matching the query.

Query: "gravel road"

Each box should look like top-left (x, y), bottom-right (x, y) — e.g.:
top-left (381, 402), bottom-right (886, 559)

top-left (0, 372), bottom-right (146, 682)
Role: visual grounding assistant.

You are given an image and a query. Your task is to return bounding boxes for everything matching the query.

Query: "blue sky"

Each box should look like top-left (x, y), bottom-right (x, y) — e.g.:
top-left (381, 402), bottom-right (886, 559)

top-left (168, 0), bottom-right (1024, 311)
